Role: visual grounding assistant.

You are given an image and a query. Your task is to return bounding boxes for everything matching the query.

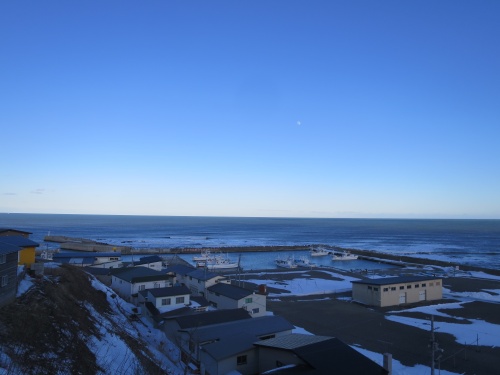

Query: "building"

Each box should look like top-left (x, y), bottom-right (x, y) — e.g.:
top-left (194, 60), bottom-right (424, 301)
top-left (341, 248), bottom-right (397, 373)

top-left (110, 267), bottom-right (173, 303)
top-left (351, 276), bottom-right (443, 307)
top-left (0, 242), bottom-right (20, 307)
top-left (172, 267), bottom-right (230, 297)
top-left (206, 282), bottom-right (267, 317)
top-left (0, 231), bottom-right (39, 267)
top-left (129, 255), bottom-right (164, 271)
top-left (138, 285), bottom-right (191, 314)
top-left (255, 333), bottom-right (388, 374)
top-left (53, 251), bottom-right (122, 268)
top-left (181, 315), bottom-right (294, 375)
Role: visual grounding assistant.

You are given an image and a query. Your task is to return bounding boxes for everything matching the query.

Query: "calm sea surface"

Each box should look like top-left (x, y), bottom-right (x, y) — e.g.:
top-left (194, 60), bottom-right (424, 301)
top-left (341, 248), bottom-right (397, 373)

top-left (1, 214), bottom-right (499, 270)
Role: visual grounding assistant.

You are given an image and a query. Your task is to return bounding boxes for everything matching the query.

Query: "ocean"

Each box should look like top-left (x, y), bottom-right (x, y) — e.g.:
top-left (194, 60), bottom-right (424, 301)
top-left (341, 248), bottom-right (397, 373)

top-left (1, 213), bottom-right (499, 271)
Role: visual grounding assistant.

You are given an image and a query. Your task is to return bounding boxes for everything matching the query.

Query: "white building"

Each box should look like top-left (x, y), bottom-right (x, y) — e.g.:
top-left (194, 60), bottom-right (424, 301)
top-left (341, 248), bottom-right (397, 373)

top-left (206, 283), bottom-right (267, 317)
top-left (110, 267), bottom-right (173, 303)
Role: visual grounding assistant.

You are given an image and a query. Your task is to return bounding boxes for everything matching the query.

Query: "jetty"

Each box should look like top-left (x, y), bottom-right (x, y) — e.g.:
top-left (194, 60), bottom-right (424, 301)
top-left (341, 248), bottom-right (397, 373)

top-left (44, 235), bottom-right (132, 253)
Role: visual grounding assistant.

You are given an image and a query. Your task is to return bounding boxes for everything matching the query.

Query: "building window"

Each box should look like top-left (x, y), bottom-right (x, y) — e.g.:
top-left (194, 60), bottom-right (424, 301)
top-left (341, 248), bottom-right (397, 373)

top-left (368, 286), bottom-right (372, 290)
top-left (429, 282), bottom-right (434, 286)
top-left (162, 298), bottom-right (171, 306)
top-left (391, 287), bottom-right (396, 291)
top-left (383, 288), bottom-right (389, 292)
top-left (422, 283), bottom-right (426, 287)
top-left (415, 284), bottom-right (419, 288)
top-left (139, 285), bottom-right (145, 291)
top-left (237, 355), bottom-right (247, 365)
top-left (1, 275), bottom-right (8, 287)
top-left (176, 296), bottom-right (185, 304)
top-left (252, 308), bottom-right (260, 314)
top-left (436, 281), bottom-right (441, 286)
top-left (399, 286), bottom-right (404, 290)
top-left (407, 285), bottom-right (412, 289)
top-left (245, 297), bottom-right (253, 304)
top-left (0, 254), bottom-right (6, 264)
top-left (373, 287), bottom-right (379, 292)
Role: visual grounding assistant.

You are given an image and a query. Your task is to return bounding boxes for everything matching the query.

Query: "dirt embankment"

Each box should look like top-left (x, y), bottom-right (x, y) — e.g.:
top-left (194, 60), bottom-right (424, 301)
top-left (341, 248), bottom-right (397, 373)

top-left (0, 265), bottom-right (165, 375)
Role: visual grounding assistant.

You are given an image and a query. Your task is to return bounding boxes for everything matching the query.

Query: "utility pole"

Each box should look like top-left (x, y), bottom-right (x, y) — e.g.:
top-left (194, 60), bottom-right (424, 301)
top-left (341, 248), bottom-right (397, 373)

top-left (429, 315), bottom-right (443, 375)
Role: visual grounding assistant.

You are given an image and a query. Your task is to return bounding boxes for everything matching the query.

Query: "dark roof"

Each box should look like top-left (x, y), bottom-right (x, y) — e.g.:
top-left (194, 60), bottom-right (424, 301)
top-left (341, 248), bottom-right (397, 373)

top-left (134, 255), bottom-right (163, 265)
top-left (0, 228), bottom-right (32, 235)
top-left (186, 268), bottom-right (222, 281)
top-left (256, 334), bottom-right (388, 374)
top-left (351, 276), bottom-right (441, 286)
top-left (84, 267), bottom-right (112, 276)
top-left (0, 242), bottom-right (20, 255)
top-left (148, 285), bottom-right (191, 298)
top-left (165, 264), bottom-right (196, 275)
top-left (207, 283), bottom-right (253, 300)
top-left (0, 236), bottom-right (39, 248)
top-left (111, 267), bottom-right (170, 283)
top-left (196, 316), bottom-right (295, 361)
top-left (54, 251), bottom-right (121, 259)
top-left (174, 308), bottom-right (251, 329)
top-left (190, 295), bottom-right (210, 307)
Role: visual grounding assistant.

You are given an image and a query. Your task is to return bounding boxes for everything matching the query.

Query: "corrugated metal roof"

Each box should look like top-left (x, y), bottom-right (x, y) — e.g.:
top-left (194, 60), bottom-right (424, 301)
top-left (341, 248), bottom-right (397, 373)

top-left (148, 285), bottom-right (191, 298)
top-left (111, 267), bottom-right (170, 283)
top-left (0, 236), bottom-right (39, 248)
top-left (0, 242), bottom-right (20, 255)
top-left (351, 275), bottom-right (441, 286)
top-left (207, 283), bottom-right (253, 300)
top-left (254, 333), bottom-right (331, 350)
top-left (174, 308), bottom-right (251, 329)
top-left (186, 268), bottom-right (221, 281)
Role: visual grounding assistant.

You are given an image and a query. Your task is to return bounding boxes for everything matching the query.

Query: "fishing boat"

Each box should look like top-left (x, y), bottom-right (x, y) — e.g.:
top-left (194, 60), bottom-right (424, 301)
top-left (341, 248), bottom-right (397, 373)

top-left (310, 247), bottom-right (330, 257)
top-left (275, 256), bottom-right (298, 269)
top-left (294, 256), bottom-right (316, 268)
top-left (193, 249), bottom-right (212, 262)
top-left (332, 251), bottom-right (358, 261)
top-left (196, 252), bottom-right (239, 270)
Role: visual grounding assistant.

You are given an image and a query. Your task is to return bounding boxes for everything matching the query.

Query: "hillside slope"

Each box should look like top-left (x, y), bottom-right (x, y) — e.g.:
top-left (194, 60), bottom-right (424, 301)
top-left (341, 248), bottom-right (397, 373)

top-left (0, 265), bottom-right (184, 375)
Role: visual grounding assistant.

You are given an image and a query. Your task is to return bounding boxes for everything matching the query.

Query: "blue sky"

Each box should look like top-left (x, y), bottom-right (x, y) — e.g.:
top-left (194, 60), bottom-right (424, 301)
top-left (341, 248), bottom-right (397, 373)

top-left (1, 1), bottom-right (499, 218)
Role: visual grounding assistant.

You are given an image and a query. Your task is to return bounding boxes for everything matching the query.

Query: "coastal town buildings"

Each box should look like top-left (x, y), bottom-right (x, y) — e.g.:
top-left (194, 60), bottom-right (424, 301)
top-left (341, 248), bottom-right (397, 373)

top-left (351, 275), bottom-right (443, 307)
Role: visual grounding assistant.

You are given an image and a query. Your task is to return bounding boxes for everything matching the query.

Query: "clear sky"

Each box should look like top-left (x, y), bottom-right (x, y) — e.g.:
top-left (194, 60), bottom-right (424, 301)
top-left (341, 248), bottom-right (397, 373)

top-left (1, 1), bottom-right (499, 219)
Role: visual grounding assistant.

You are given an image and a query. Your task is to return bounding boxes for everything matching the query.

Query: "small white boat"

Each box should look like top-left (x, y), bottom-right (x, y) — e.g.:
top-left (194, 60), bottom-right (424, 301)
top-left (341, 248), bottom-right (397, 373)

top-left (310, 247), bottom-right (330, 257)
top-left (205, 256), bottom-right (239, 270)
top-left (275, 256), bottom-right (298, 269)
top-left (332, 251), bottom-right (358, 261)
top-left (294, 256), bottom-right (316, 268)
top-left (193, 250), bottom-right (212, 262)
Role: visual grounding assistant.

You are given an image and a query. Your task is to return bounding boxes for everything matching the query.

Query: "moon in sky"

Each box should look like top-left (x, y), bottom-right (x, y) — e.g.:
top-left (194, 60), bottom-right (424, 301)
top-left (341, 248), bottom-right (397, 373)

top-left (297, 121), bottom-right (301, 126)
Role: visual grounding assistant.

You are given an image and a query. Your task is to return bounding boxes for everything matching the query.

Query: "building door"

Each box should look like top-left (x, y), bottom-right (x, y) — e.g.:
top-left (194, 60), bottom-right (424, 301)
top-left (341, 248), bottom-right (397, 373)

top-left (399, 293), bottom-right (406, 304)
top-left (419, 290), bottom-right (426, 301)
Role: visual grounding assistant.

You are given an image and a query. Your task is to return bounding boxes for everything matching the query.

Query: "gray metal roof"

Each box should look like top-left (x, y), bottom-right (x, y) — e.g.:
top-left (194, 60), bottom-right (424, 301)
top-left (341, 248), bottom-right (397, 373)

top-left (196, 316), bottom-right (294, 361)
top-left (207, 283), bottom-right (253, 300)
top-left (351, 275), bottom-right (441, 286)
top-left (0, 236), bottom-right (39, 248)
top-left (165, 264), bottom-right (196, 275)
top-left (174, 308), bottom-right (251, 329)
top-left (148, 285), bottom-right (191, 298)
top-left (111, 267), bottom-right (170, 283)
top-left (134, 255), bottom-right (163, 265)
top-left (254, 333), bottom-right (332, 350)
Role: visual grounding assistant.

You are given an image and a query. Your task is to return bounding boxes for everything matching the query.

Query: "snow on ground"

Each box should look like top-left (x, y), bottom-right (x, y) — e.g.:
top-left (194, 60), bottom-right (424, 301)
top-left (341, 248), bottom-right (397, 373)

top-left (352, 346), bottom-right (461, 375)
top-left (385, 299), bottom-right (500, 347)
top-left (243, 270), bottom-right (359, 296)
top-left (89, 278), bottom-right (185, 374)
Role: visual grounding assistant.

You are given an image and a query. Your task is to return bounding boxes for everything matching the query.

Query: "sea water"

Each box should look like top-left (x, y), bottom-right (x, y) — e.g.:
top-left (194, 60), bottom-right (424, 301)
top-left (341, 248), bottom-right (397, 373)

top-left (1, 213), bottom-right (499, 270)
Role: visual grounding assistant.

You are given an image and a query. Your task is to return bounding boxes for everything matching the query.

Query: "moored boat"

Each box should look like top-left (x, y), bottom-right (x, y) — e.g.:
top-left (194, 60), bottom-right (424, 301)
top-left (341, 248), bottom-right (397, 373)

top-left (310, 247), bottom-right (330, 257)
top-left (294, 256), bottom-right (316, 268)
top-left (332, 251), bottom-right (358, 261)
top-left (275, 256), bottom-right (298, 269)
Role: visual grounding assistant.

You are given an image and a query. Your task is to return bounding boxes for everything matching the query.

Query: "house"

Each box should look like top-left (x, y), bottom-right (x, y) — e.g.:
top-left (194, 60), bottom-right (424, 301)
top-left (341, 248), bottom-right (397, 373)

top-left (161, 308), bottom-right (252, 345)
top-left (181, 315), bottom-right (294, 375)
top-left (351, 275), bottom-right (443, 307)
top-left (53, 252), bottom-right (122, 268)
top-left (206, 282), bottom-right (267, 317)
top-left (129, 255), bottom-right (164, 271)
top-left (110, 267), bottom-right (173, 303)
top-left (255, 333), bottom-right (388, 374)
top-left (0, 242), bottom-right (20, 307)
top-left (138, 285), bottom-right (191, 316)
top-left (170, 267), bottom-right (230, 297)
top-left (0, 234), bottom-right (39, 267)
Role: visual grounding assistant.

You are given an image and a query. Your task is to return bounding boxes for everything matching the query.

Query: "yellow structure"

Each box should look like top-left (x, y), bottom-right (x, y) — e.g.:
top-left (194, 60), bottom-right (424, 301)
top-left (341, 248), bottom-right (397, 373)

top-left (0, 229), bottom-right (39, 268)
